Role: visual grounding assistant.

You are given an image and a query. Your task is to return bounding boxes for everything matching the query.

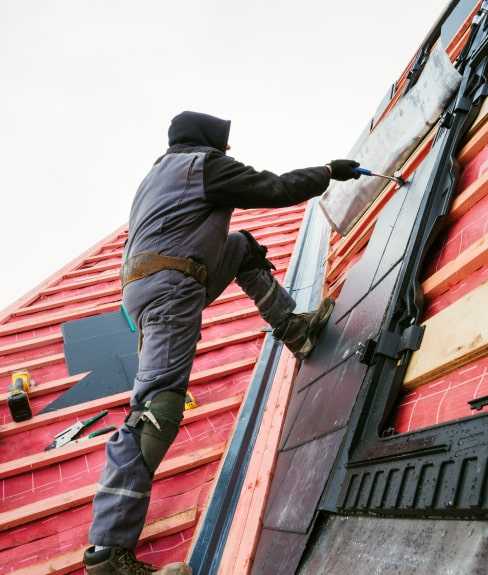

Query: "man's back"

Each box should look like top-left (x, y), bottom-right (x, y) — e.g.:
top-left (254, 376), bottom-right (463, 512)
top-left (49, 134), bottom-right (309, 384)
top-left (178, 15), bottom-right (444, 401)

top-left (125, 150), bottom-right (233, 277)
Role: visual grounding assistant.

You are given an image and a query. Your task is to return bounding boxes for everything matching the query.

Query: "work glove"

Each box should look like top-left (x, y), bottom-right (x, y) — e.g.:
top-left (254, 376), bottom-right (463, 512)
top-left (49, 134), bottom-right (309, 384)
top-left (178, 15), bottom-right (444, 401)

top-left (326, 159), bottom-right (361, 181)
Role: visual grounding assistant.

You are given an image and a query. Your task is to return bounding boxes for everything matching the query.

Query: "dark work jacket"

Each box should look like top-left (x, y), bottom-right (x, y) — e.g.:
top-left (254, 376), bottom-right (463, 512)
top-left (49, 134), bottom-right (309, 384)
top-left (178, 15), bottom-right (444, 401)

top-left (124, 112), bottom-right (330, 279)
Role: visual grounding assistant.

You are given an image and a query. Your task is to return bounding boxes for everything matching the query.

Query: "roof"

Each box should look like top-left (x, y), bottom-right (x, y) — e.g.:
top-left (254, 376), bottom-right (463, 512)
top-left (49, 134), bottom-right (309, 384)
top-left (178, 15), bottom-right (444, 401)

top-left (0, 203), bottom-right (306, 574)
top-left (218, 3), bottom-right (488, 573)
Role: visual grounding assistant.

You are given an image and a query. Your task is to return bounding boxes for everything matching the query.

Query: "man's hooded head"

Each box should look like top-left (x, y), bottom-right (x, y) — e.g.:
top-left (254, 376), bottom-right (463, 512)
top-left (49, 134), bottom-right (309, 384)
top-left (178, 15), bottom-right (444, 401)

top-left (168, 111), bottom-right (231, 153)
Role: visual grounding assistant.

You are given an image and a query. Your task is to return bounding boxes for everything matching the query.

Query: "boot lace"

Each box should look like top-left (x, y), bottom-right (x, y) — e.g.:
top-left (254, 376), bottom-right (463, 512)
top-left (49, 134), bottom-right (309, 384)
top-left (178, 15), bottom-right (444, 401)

top-left (116, 549), bottom-right (157, 574)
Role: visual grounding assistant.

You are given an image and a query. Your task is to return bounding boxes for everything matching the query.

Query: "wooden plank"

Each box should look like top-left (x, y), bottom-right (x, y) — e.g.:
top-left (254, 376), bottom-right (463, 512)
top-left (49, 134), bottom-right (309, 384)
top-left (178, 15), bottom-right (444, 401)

top-left (204, 306), bottom-right (259, 327)
top-left (13, 285), bottom-right (121, 317)
top-left (10, 508), bottom-right (198, 575)
top-left (63, 261), bottom-right (121, 279)
top-left (36, 234), bottom-right (293, 299)
top-left (422, 232), bottom-right (488, 299)
top-left (404, 280), bottom-right (488, 389)
top-left (83, 221), bottom-right (301, 262)
top-left (449, 169), bottom-right (488, 222)
top-left (196, 330), bottom-right (264, 354)
top-left (0, 251), bottom-right (290, 337)
top-left (8, 262), bottom-right (287, 327)
top-left (230, 213), bottom-right (303, 234)
top-left (39, 271), bottom-right (119, 296)
top-left (0, 444), bottom-right (223, 531)
top-left (0, 330), bottom-right (261, 400)
top-left (0, 394), bottom-right (242, 479)
top-left (83, 233), bottom-right (298, 266)
top-left (0, 352), bottom-right (65, 377)
top-left (0, 302), bottom-right (120, 337)
top-left (0, 390), bottom-right (130, 437)
top-left (458, 120), bottom-right (488, 166)
top-left (0, 332), bottom-right (63, 356)
top-left (0, 373), bottom-right (88, 405)
top-left (84, 248), bottom-right (123, 263)
top-left (230, 205), bottom-right (304, 227)
top-left (0, 358), bottom-right (255, 436)
top-left (218, 349), bottom-right (297, 575)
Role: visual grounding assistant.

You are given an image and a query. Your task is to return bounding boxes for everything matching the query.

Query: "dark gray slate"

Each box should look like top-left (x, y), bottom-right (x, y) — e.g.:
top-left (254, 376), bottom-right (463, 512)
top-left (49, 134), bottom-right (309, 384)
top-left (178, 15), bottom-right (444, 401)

top-left (264, 429), bottom-right (346, 533)
top-left (251, 529), bottom-right (309, 575)
top-left (42, 311), bottom-right (138, 412)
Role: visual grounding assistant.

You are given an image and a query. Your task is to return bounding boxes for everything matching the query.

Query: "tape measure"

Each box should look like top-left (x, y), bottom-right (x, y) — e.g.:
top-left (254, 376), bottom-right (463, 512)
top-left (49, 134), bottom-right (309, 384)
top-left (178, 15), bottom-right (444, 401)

top-left (185, 391), bottom-right (198, 410)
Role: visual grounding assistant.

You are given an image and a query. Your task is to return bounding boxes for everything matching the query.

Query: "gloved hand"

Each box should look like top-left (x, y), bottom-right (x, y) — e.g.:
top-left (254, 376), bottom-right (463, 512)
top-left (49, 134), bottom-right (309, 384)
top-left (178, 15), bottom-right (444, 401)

top-left (326, 159), bottom-right (360, 181)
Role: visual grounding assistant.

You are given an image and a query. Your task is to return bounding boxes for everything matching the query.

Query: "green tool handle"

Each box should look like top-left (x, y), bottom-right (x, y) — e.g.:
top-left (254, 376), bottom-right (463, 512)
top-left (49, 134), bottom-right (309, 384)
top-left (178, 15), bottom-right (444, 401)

top-left (121, 304), bottom-right (137, 332)
top-left (87, 425), bottom-right (117, 439)
top-left (81, 410), bottom-right (108, 428)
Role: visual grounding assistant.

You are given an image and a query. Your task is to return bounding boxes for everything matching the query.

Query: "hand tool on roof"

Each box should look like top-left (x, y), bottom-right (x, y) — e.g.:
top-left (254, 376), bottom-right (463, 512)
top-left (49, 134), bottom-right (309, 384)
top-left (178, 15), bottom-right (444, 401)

top-left (44, 410), bottom-right (115, 450)
top-left (8, 371), bottom-right (33, 422)
top-left (353, 167), bottom-right (405, 186)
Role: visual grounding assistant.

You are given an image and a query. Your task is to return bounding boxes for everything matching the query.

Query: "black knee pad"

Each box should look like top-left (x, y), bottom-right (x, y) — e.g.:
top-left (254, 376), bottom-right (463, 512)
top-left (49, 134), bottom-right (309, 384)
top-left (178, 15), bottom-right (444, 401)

top-left (138, 391), bottom-right (185, 474)
top-left (239, 230), bottom-right (276, 273)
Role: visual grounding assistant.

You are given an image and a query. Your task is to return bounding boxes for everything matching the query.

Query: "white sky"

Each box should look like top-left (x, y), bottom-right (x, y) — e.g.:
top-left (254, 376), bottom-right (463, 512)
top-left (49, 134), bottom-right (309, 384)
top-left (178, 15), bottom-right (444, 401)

top-left (0, 0), bottom-right (448, 311)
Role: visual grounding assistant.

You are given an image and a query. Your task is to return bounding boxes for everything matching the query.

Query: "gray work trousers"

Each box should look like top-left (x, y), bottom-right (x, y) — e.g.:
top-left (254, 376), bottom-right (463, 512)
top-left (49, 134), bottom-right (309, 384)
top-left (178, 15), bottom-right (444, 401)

top-left (89, 232), bottom-right (296, 549)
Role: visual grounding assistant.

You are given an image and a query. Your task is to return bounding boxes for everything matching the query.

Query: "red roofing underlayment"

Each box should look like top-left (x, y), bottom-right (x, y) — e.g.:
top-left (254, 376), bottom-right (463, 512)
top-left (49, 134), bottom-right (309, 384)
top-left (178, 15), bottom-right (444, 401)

top-left (0, 203), bottom-right (306, 574)
top-left (394, 142), bottom-right (488, 432)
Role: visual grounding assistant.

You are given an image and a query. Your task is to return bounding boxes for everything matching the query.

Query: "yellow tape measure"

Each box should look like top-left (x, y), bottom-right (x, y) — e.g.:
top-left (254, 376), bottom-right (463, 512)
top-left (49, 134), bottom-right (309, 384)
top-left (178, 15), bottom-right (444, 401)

top-left (185, 391), bottom-right (198, 410)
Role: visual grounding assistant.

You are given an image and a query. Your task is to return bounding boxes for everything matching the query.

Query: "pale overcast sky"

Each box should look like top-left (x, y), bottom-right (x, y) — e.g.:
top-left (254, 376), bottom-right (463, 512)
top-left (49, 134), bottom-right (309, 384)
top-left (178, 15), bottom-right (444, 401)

top-left (0, 0), bottom-right (448, 311)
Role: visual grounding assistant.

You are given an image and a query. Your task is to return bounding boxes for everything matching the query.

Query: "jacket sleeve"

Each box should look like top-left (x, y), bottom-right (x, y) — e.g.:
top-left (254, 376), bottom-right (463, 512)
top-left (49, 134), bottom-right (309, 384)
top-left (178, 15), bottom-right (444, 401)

top-left (204, 151), bottom-right (330, 209)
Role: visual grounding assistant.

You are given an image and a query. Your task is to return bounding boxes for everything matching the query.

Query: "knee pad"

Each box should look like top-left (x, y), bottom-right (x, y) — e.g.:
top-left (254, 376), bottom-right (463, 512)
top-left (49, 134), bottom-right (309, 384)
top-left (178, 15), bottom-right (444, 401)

top-left (239, 230), bottom-right (276, 273)
top-left (130, 391), bottom-right (185, 474)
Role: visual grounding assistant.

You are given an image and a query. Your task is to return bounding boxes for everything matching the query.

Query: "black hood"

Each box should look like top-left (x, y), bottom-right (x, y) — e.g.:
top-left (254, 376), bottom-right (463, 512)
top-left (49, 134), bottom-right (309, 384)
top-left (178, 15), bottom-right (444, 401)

top-left (168, 111), bottom-right (231, 153)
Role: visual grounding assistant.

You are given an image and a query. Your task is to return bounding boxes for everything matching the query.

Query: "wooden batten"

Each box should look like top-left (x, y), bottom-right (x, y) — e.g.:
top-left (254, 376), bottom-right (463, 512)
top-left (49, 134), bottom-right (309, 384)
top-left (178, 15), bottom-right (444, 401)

top-left (404, 280), bottom-right (488, 389)
top-left (0, 352), bottom-right (65, 377)
top-left (0, 373), bottom-right (88, 405)
top-left (458, 121), bottom-right (488, 166)
top-left (10, 508), bottom-right (198, 575)
top-left (422, 232), bottom-right (488, 299)
top-left (0, 395), bottom-right (242, 479)
top-left (0, 444), bottom-right (224, 531)
top-left (0, 360), bottom-right (254, 436)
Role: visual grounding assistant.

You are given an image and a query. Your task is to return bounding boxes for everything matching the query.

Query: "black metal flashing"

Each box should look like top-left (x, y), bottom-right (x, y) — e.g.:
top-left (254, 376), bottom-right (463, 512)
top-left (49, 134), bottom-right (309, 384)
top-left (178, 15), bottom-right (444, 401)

top-left (322, 3), bottom-right (488, 519)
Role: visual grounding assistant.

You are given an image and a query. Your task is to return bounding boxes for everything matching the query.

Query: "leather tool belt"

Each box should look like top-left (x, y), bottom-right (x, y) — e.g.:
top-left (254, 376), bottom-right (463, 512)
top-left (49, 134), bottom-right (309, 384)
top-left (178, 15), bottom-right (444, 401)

top-left (120, 251), bottom-right (208, 289)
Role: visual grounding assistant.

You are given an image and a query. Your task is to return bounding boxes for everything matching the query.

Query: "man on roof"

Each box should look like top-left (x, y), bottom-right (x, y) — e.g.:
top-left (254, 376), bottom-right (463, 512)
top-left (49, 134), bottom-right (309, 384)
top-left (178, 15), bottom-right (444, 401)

top-left (83, 111), bottom-right (360, 574)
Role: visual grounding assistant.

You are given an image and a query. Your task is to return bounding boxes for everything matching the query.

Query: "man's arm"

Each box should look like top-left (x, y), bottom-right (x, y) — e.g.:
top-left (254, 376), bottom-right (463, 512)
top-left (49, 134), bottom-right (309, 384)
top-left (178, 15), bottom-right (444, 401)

top-left (204, 152), bottom-right (331, 209)
top-left (204, 153), bottom-right (360, 209)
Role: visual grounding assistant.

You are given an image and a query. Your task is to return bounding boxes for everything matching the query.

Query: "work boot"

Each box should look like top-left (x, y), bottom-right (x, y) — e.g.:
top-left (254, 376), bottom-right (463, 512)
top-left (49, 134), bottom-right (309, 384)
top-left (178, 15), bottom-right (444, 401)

top-left (273, 298), bottom-right (334, 360)
top-left (83, 546), bottom-right (192, 575)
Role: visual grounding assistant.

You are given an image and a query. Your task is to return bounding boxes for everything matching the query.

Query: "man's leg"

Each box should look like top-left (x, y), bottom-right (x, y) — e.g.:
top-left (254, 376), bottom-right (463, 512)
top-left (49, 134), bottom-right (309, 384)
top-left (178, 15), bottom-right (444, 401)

top-left (86, 273), bottom-right (204, 572)
top-left (206, 231), bottom-right (295, 329)
top-left (211, 231), bottom-right (333, 359)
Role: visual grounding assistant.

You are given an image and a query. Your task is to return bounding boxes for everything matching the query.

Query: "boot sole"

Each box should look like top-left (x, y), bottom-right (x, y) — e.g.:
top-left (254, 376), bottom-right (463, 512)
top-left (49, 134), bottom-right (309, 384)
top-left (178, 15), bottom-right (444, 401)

top-left (295, 298), bottom-right (334, 360)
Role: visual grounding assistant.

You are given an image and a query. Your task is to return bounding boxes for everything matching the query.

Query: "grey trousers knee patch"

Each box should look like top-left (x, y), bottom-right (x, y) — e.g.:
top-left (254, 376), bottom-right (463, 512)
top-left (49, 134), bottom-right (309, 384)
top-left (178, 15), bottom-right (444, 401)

top-left (140, 391), bottom-right (185, 474)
